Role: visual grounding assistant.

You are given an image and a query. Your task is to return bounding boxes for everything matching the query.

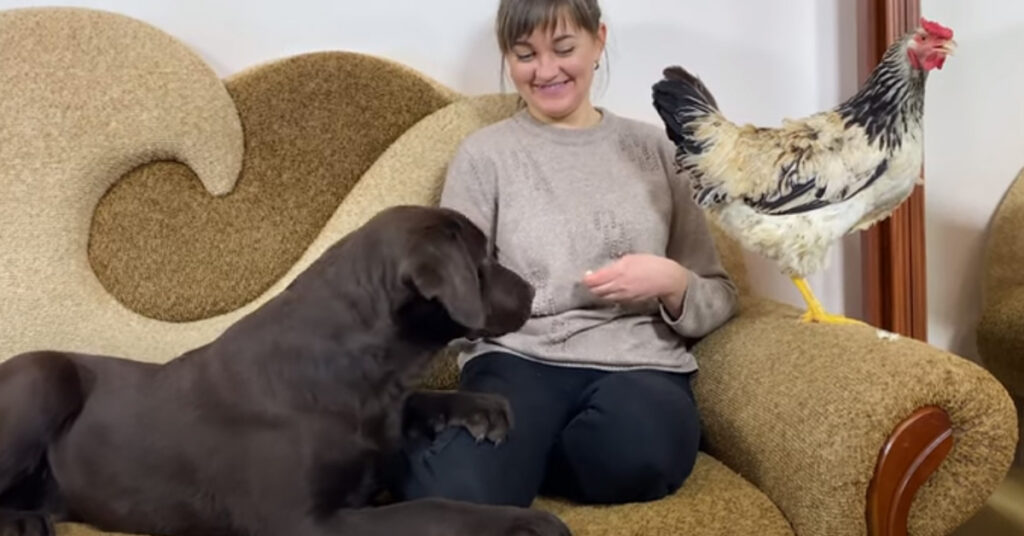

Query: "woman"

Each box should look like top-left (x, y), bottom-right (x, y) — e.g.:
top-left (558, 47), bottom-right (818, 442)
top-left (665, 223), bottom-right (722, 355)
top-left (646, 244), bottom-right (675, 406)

top-left (400, 0), bottom-right (737, 507)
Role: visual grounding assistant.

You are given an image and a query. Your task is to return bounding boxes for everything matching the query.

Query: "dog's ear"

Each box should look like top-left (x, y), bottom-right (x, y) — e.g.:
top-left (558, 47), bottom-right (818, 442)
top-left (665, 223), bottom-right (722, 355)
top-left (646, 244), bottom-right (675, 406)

top-left (404, 230), bottom-right (486, 330)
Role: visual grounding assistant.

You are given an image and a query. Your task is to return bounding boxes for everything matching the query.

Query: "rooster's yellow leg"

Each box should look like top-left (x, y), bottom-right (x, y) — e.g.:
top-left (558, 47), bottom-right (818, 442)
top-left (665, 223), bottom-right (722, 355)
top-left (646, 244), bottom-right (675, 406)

top-left (790, 277), bottom-right (867, 326)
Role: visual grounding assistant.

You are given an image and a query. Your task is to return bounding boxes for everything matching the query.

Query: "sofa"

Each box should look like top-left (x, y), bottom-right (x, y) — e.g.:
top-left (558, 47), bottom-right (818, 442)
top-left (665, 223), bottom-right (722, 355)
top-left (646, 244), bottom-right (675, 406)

top-left (0, 7), bottom-right (1018, 536)
top-left (978, 166), bottom-right (1024, 466)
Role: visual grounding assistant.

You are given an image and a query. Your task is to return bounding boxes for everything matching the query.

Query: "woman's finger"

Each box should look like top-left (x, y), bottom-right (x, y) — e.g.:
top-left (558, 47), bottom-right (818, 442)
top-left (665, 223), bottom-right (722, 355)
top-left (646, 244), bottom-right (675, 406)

top-left (583, 265), bottom-right (619, 287)
top-left (589, 286), bottom-right (618, 298)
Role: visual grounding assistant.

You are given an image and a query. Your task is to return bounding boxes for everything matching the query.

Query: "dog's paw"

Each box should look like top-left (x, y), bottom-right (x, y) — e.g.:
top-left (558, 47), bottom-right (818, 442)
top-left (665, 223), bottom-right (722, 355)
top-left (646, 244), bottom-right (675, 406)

top-left (441, 392), bottom-right (513, 444)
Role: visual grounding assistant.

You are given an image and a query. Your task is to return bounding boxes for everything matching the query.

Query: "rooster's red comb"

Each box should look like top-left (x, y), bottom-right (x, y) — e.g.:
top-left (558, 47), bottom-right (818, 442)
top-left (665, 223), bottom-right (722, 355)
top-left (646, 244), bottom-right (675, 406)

top-left (920, 18), bottom-right (953, 39)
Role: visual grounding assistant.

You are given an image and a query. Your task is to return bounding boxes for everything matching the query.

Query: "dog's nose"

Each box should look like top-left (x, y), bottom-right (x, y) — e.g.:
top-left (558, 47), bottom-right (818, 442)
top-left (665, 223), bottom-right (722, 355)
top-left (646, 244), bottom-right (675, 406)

top-left (523, 279), bottom-right (536, 304)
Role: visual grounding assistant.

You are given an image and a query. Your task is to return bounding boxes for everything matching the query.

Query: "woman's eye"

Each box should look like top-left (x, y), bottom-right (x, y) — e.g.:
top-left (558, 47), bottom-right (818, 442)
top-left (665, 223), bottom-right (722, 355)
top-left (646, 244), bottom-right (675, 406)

top-left (516, 52), bottom-right (535, 61)
top-left (555, 47), bottom-right (575, 55)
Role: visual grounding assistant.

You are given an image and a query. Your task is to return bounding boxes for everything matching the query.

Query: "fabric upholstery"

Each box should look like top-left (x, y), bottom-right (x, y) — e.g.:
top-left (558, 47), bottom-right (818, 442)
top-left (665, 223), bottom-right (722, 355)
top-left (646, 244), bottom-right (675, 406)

top-left (0, 7), bottom-right (1016, 536)
top-left (89, 51), bottom-right (456, 321)
top-left (978, 167), bottom-right (1024, 396)
top-left (54, 453), bottom-right (793, 536)
top-left (0, 7), bottom-right (242, 360)
top-left (694, 297), bottom-right (1018, 535)
top-left (535, 454), bottom-right (793, 536)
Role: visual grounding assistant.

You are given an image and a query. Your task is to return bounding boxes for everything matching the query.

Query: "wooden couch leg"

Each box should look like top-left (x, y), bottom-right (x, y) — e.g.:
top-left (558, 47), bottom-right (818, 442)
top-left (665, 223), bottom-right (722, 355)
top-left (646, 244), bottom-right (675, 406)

top-left (866, 406), bottom-right (954, 536)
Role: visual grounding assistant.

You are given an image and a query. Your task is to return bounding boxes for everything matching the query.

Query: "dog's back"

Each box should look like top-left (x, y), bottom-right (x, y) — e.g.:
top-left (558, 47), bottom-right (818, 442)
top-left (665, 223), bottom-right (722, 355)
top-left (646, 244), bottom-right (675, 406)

top-left (0, 206), bottom-right (556, 536)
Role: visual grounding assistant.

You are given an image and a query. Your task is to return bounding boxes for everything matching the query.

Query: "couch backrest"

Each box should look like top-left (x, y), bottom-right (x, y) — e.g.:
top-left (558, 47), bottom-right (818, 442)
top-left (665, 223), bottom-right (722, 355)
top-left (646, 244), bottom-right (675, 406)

top-left (0, 7), bottom-right (747, 366)
top-left (982, 167), bottom-right (1024, 302)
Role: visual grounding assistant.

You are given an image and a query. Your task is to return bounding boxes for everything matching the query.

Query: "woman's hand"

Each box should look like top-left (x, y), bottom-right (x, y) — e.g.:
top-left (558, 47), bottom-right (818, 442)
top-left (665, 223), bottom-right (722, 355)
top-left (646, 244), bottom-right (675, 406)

top-left (583, 254), bottom-right (689, 317)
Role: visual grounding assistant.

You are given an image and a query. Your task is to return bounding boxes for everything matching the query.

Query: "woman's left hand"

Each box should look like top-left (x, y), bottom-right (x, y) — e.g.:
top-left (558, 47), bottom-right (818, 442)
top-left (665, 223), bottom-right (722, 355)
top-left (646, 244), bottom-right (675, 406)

top-left (583, 254), bottom-right (689, 315)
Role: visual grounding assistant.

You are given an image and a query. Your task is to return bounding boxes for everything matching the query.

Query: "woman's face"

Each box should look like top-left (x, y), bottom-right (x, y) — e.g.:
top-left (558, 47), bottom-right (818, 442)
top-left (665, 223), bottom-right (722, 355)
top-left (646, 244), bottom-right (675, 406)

top-left (505, 15), bottom-right (606, 126)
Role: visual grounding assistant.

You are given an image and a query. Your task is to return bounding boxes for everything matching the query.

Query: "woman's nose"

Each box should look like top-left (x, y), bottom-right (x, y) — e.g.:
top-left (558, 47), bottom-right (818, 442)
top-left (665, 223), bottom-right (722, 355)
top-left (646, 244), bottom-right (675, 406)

top-left (535, 54), bottom-right (560, 80)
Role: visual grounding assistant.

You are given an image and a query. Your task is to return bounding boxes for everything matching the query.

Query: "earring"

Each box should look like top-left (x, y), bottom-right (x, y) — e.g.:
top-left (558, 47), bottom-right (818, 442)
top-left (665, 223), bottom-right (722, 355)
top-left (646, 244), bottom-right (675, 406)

top-left (594, 60), bottom-right (600, 71)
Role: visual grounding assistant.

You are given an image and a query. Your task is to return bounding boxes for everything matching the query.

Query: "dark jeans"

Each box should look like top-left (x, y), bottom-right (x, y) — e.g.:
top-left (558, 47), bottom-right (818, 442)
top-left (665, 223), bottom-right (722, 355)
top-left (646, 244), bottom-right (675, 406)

top-left (399, 352), bottom-right (701, 506)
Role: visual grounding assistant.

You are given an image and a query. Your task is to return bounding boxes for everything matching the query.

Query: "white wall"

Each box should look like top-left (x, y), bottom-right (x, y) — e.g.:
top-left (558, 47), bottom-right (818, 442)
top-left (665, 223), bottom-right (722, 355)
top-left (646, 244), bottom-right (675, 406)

top-left (921, 0), bottom-right (1024, 360)
top-left (0, 0), bottom-right (861, 316)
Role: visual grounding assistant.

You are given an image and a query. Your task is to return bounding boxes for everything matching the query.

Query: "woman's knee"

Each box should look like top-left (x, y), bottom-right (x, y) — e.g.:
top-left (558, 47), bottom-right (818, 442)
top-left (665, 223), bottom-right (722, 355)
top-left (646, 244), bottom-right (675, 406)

top-left (398, 428), bottom-right (541, 507)
top-left (552, 371), bottom-right (701, 503)
top-left (556, 425), bottom-right (698, 503)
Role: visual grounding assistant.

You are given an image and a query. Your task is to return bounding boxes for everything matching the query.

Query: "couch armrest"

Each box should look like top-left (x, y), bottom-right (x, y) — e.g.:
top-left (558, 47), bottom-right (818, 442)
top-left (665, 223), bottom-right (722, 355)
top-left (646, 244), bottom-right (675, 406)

top-left (977, 284), bottom-right (1024, 397)
top-left (692, 297), bottom-right (1018, 536)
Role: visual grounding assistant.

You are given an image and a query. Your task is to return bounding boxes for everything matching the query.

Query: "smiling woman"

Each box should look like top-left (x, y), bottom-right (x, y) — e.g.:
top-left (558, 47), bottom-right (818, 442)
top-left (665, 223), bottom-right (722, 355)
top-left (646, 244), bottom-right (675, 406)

top-left (496, 0), bottom-right (607, 127)
top-left (397, 0), bottom-right (740, 515)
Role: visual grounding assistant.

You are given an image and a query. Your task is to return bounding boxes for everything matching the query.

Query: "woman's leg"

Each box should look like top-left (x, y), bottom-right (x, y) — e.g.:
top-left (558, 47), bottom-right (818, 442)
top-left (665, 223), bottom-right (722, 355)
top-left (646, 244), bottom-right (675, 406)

top-left (398, 352), bottom-right (596, 507)
top-left (542, 370), bottom-right (700, 504)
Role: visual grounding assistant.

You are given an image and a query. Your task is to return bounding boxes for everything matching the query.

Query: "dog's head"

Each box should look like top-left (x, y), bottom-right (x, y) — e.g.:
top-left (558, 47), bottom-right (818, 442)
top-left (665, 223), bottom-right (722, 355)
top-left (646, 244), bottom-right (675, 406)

top-left (344, 205), bottom-right (534, 341)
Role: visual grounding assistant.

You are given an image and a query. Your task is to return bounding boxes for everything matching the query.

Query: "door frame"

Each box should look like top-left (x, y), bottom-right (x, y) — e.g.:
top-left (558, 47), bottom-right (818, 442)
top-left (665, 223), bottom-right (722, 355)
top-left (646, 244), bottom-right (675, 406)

top-left (857, 0), bottom-right (928, 340)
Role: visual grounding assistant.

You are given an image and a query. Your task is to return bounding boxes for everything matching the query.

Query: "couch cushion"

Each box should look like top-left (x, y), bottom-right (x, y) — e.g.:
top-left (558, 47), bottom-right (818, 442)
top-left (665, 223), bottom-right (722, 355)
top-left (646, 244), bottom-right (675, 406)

top-left (536, 453), bottom-right (792, 535)
top-left (54, 453), bottom-right (792, 536)
top-left (0, 7), bottom-right (244, 362)
top-left (978, 166), bottom-right (1024, 396)
top-left (0, 7), bottom-right (459, 364)
top-left (89, 51), bottom-right (456, 322)
top-left (978, 285), bottom-right (1024, 396)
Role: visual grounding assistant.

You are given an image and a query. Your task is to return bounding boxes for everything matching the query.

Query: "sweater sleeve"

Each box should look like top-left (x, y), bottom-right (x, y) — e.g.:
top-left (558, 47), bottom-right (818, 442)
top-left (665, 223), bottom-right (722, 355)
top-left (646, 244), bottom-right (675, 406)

top-left (657, 143), bottom-right (739, 339)
top-left (438, 142), bottom-right (498, 240)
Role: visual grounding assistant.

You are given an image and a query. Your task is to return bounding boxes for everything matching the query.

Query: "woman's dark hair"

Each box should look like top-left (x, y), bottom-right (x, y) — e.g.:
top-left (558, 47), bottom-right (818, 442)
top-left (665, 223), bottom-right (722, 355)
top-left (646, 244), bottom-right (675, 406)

top-left (495, 0), bottom-right (609, 100)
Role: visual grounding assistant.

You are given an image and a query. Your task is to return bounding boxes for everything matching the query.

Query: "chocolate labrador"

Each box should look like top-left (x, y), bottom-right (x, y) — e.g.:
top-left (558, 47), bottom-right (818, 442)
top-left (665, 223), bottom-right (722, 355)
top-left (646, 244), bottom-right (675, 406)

top-left (0, 205), bottom-right (570, 536)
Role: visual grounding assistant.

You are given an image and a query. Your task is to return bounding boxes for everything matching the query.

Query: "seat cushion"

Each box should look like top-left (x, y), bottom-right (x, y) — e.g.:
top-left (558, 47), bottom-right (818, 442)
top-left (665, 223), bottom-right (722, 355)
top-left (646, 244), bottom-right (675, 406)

top-left (536, 453), bottom-right (793, 536)
top-left (56, 453), bottom-right (792, 536)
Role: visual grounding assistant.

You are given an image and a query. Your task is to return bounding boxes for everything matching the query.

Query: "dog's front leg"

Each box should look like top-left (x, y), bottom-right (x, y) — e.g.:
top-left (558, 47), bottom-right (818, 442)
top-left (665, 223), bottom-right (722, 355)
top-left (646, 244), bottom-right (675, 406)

top-left (402, 390), bottom-right (512, 444)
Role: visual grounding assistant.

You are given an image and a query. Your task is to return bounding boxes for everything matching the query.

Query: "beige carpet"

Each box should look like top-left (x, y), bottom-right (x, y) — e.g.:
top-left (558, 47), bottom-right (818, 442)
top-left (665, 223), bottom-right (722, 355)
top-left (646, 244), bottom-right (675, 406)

top-left (953, 465), bottom-right (1024, 535)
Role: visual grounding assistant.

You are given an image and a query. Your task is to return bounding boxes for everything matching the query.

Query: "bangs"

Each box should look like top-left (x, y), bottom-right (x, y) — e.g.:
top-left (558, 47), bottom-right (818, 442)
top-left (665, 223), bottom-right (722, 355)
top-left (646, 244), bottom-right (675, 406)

top-left (497, 0), bottom-right (600, 53)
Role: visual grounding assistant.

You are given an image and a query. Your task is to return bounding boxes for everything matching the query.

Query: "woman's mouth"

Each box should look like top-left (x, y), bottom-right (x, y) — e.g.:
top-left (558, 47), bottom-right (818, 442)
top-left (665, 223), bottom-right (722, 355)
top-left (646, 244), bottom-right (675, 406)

top-left (533, 80), bottom-right (572, 96)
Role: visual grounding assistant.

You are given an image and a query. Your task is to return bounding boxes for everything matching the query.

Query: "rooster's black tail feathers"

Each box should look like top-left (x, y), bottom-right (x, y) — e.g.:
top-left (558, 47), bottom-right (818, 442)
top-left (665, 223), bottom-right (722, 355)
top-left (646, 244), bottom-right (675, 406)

top-left (652, 66), bottom-right (718, 155)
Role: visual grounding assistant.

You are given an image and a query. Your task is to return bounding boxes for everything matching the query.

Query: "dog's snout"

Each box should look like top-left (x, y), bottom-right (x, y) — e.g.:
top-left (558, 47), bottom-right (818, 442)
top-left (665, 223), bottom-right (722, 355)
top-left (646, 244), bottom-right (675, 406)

top-left (475, 263), bottom-right (533, 337)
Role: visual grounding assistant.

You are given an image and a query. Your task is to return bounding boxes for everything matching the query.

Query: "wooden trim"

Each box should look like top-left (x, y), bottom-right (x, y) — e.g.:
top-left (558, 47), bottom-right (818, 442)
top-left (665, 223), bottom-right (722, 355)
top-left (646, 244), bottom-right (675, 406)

top-left (866, 406), bottom-right (954, 536)
top-left (858, 0), bottom-right (928, 340)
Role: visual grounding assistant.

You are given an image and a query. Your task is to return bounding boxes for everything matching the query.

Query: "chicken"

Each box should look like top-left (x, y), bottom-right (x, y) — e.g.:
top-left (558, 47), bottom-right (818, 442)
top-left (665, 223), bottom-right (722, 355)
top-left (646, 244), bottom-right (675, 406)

top-left (651, 18), bottom-right (955, 325)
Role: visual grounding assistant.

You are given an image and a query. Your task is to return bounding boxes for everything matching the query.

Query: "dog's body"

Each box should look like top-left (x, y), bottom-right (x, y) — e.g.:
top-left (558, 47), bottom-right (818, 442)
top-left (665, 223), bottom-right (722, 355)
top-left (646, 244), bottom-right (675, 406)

top-left (0, 206), bottom-right (568, 536)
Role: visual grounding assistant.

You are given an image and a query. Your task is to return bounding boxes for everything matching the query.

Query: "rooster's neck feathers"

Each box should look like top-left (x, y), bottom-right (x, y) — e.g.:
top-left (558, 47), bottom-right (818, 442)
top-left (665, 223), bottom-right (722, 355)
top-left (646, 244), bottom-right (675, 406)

top-left (837, 35), bottom-right (926, 150)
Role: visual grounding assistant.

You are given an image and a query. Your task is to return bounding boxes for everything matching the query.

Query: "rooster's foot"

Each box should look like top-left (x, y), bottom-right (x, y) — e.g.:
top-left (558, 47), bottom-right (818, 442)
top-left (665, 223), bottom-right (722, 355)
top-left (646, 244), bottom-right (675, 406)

top-left (798, 309), bottom-right (868, 326)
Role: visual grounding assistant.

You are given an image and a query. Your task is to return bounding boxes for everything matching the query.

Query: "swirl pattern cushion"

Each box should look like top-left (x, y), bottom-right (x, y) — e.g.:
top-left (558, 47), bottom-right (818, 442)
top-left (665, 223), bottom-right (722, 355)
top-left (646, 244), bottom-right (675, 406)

top-left (0, 7), bottom-right (454, 362)
top-left (89, 51), bottom-right (457, 322)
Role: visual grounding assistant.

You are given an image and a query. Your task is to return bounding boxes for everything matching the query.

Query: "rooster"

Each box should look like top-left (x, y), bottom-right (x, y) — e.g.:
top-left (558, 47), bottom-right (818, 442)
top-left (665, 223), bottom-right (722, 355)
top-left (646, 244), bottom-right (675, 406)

top-left (651, 18), bottom-right (955, 325)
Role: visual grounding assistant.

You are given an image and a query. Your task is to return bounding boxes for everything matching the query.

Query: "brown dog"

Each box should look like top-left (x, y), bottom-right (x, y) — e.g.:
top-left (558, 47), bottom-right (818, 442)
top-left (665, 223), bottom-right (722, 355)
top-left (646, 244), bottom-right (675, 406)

top-left (0, 205), bottom-right (570, 536)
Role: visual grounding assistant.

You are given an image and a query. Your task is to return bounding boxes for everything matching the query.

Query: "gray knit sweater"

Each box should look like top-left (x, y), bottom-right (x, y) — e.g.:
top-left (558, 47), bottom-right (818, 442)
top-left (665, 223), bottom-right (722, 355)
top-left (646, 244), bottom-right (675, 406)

top-left (441, 108), bottom-right (737, 373)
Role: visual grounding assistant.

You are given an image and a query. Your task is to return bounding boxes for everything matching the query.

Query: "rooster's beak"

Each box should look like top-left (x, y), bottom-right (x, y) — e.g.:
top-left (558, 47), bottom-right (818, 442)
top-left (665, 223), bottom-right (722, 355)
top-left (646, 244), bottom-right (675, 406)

top-left (940, 39), bottom-right (957, 55)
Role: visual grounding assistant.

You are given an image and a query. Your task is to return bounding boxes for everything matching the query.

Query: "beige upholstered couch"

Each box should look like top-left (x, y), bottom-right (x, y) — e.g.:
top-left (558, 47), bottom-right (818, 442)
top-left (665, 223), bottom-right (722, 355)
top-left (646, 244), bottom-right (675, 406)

top-left (978, 166), bottom-right (1024, 466)
top-left (0, 7), bottom-right (1017, 536)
